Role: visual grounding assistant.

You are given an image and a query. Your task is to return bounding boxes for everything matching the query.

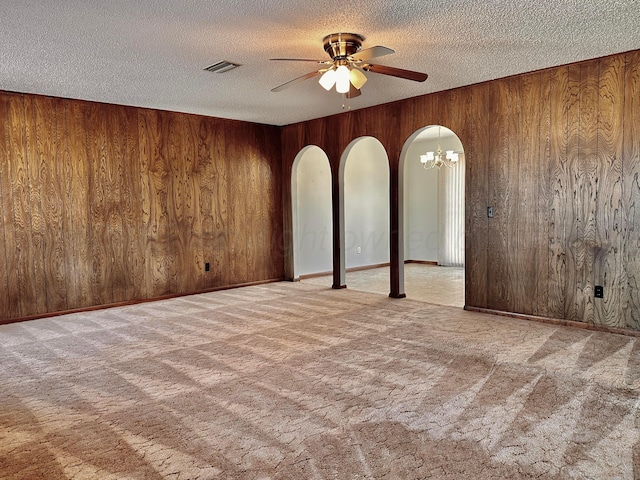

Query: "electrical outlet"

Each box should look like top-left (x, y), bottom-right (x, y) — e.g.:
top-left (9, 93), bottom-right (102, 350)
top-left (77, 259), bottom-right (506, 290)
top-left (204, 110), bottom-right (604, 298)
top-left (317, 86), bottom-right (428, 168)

top-left (487, 206), bottom-right (495, 218)
top-left (595, 285), bottom-right (603, 298)
top-left (205, 262), bottom-right (210, 272)
top-left (356, 246), bottom-right (362, 254)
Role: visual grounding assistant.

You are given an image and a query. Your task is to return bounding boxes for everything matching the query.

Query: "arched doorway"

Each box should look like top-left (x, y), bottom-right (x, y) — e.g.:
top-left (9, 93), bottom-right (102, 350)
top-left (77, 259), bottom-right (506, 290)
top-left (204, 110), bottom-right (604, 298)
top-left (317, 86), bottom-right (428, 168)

top-left (291, 146), bottom-right (332, 282)
top-left (339, 137), bottom-right (390, 291)
top-left (398, 125), bottom-right (465, 306)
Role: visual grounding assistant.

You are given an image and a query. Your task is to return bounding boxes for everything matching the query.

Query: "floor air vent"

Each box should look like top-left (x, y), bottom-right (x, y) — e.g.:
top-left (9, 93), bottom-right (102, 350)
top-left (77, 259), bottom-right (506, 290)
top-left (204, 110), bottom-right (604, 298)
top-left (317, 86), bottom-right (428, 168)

top-left (204, 61), bottom-right (241, 73)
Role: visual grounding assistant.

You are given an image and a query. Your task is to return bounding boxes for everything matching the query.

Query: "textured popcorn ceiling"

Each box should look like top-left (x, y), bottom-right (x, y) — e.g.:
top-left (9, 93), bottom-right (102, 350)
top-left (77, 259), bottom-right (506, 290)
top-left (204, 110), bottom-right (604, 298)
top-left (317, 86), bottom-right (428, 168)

top-left (1, 0), bottom-right (639, 126)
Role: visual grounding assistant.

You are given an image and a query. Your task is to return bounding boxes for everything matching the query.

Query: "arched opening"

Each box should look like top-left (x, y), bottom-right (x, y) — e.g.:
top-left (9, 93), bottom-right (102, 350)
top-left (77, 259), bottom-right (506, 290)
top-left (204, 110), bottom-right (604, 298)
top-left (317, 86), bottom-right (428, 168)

top-left (339, 137), bottom-right (390, 292)
top-left (291, 145), bottom-right (332, 283)
top-left (398, 125), bottom-right (465, 307)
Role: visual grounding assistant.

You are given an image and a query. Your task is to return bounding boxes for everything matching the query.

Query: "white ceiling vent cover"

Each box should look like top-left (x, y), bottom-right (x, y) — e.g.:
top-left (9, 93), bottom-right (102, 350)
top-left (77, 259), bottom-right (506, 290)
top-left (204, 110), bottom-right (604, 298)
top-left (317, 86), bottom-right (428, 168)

top-left (204, 61), bottom-right (241, 73)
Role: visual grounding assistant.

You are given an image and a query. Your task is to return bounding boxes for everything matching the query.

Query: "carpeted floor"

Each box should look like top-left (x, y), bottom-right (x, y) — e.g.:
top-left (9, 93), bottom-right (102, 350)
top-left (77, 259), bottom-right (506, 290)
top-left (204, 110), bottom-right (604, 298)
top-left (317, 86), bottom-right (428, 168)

top-left (1, 282), bottom-right (639, 479)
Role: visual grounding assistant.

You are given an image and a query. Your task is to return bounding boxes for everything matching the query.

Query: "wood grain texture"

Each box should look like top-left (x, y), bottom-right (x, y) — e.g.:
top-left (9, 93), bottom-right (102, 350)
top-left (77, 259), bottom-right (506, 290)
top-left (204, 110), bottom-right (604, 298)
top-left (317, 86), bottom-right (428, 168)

top-left (624, 51), bottom-right (640, 330)
top-left (0, 90), bottom-right (284, 321)
top-left (212, 118), bottom-right (230, 287)
top-left (0, 93), bottom-right (14, 319)
top-left (506, 76), bottom-right (522, 313)
top-left (6, 94), bottom-right (36, 317)
top-left (596, 55), bottom-right (625, 328)
top-left (122, 106), bottom-right (145, 300)
top-left (517, 72), bottom-right (543, 315)
top-left (548, 66), bottom-right (570, 319)
top-left (460, 83), bottom-right (490, 309)
top-left (537, 70), bottom-right (552, 317)
top-left (579, 59), bottom-right (600, 325)
top-left (62, 100), bottom-right (93, 308)
top-left (185, 114), bottom-right (206, 292)
top-left (24, 96), bottom-right (48, 314)
top-left (487, 78), bottom-right (511, 311)
top-left (565, 63), bottom-right (582, 322)
top-left (104, 104), bottom-right (127, 303)
top-left (167, 112), bottom-right (188, 294)
top-left (86, 102), bottom-right (112, 306)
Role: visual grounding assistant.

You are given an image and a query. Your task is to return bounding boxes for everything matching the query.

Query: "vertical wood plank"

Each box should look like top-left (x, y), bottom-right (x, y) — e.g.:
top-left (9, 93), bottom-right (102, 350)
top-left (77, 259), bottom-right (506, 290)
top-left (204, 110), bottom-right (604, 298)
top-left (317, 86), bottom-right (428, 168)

top-left (267, 125), bottom-right (283, 280)
top-left (213, 119), bottom-right (229, 287)
top-left (86, 102), bottom-right (112, 306)
top-left (245, 125), bottom-right (258, 282)
top-left (7, 94), bottom-right (37, 317)
top-left (105, 104), bottom-right (127, 303)
top-left (24, 95), bottom-right (48, 314)
top-left (197, 117), bottom-right (215, 290)
top-left (596, 55), bottom-right (625, 327)
top-left (548, 66), bottom-right (570, 319)
top-left (487, 78), bottom-right (511, 311)
top-left (168, 112), bottom-right (189, 293)
top-left (227, 122), bottom-right (246, 284)
top-left (506, 76), bottom-right (521, 313)
top-left (63, 100), bottom-right (93, 307)
top-left (139, 109), bottom-right (173, 297)
top-left (623, 51), bottom-right (640, 329)
top-left (186, 114), bottom-right (206, 291)
top-left (579, 59), bottom-right (600, 324)
top-left (517, 72), bottom-right (543, 315)
top-left (537, 70), bottom-right (552, 317)
top-left (255, 126), bottom-right (269, 281)
top-left (38, 95), bottom-right (69, 313)
top-left (0, 93), bottom-right (15, 318)
top-left (56, 98), bottom-right (76, 309)
top-left (463, 83), bottom-right (490, 308)
top-left (565, 63), bottom-right (582, 322)
top-left (121, 106), bottom-right (144, 300)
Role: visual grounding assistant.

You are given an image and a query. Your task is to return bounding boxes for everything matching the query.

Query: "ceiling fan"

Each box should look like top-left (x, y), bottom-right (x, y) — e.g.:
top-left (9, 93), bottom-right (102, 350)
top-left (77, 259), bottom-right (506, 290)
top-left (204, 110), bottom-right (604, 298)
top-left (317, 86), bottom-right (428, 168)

top-left (270, 33), bottom-right (428, 98)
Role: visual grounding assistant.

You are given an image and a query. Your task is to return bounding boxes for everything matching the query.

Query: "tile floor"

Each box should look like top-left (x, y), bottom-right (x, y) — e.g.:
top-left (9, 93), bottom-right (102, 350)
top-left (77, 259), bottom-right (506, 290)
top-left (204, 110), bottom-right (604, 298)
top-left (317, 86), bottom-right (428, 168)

top-left (301, 263), bottom-right (465, 308)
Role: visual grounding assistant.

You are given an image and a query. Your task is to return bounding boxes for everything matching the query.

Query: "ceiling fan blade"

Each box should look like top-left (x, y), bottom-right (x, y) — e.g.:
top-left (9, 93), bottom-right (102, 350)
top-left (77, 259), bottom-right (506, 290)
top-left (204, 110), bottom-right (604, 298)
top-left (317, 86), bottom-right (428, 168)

top-left (351, 46), bottom-right (394, 62)
top-left (363, 64), bottom-right (428, 82)
top-left (346, 84), bottom-right (361, 99)
top-left (271, 70), bottom-right (322, 92)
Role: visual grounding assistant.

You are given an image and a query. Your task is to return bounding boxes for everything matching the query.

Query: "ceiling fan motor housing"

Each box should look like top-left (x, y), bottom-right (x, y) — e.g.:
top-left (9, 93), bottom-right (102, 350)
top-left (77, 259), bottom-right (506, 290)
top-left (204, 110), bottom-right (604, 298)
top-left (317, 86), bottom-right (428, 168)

top-left (323, 33), bottom-right (364, 60)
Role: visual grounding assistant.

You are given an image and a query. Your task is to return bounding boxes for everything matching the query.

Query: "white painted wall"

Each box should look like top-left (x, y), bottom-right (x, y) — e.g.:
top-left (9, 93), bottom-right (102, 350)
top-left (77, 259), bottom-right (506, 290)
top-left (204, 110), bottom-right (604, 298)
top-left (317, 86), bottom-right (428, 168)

top-left (404, 137), bottom-right (439, 261)
top-left (293, 146), bottom-right (332, 277)
top-left (343, 137), bottom-right (390, 269)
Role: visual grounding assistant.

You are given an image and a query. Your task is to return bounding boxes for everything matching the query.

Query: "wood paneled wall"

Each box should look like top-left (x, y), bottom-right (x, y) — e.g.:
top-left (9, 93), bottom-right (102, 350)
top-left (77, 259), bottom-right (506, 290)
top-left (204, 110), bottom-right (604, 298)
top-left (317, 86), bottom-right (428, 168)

top-left (2, 49), bottom-right (638, 331)
top-left (281, 49), bottom-right (640, 332)
top-left (0, 92), bottom-right (283, 322)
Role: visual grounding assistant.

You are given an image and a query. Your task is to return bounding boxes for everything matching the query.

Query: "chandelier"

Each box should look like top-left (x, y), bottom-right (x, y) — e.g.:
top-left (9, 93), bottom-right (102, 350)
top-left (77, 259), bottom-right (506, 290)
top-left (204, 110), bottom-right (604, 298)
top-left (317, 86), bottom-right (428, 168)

top-left (420, 127), bottom-right (460, 169)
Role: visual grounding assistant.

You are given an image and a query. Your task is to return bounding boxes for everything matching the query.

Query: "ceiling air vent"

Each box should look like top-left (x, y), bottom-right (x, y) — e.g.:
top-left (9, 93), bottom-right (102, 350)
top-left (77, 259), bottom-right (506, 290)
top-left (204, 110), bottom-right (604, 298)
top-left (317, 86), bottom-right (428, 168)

top-left (204, 61), bottom-right (241, 73)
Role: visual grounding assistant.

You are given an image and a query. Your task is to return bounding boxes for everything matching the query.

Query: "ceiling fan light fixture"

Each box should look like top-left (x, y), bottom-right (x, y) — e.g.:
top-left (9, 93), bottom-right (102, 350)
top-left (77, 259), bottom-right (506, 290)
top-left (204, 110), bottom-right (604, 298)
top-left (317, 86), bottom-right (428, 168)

top-left (270, 32), bottom-right (428, 97)
top-left (349, 68), bottom-right (367, 89)
top-left (319, 68), bottom-right (337, 91)
top-left (335, 65), bottom-right (351, 93)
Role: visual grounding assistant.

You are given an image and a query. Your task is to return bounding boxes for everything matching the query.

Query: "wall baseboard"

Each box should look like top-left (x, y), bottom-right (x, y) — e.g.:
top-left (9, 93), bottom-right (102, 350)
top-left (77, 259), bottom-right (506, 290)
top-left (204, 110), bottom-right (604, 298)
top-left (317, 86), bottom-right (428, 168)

top-left (298, 262), bottom-right (391, 280)
top-left (297, 260), bottom-right (439, 280)
top-left (464, 306), bottom-right (640, 338)
top-left (0, 278), bottom-right (285, 326)
top-left (404, 260), bottom-right (438, 265)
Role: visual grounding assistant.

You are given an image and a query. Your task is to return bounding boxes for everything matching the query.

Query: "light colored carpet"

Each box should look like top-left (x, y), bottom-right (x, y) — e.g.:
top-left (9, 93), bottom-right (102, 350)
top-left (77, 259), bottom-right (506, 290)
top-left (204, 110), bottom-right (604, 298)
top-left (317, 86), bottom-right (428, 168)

top-left (302, 263), bottom-right (465, 307)
top-left (1, 282), bottom-right (639, 479)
